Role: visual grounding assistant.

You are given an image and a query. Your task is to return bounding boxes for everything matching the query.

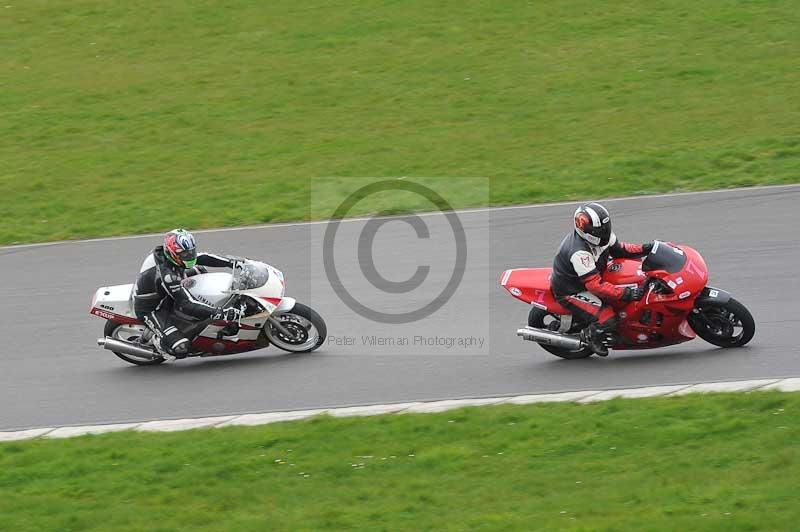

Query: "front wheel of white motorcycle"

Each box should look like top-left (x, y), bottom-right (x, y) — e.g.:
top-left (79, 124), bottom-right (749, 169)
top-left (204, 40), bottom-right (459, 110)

top-left (265, 303), bottom-right (327, 353)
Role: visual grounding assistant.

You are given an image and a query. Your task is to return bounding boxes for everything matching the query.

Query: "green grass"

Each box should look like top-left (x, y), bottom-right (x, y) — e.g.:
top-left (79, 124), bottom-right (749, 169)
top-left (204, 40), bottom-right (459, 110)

top-left (2, 0), bottom-right (799, 244)
top-left (2, 392), bottom-right (799, 531)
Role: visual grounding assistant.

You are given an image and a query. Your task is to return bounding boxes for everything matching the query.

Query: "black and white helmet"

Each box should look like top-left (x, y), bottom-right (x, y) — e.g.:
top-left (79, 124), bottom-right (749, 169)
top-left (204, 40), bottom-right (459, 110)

top-left (574, 202), bottom-right (612, 247)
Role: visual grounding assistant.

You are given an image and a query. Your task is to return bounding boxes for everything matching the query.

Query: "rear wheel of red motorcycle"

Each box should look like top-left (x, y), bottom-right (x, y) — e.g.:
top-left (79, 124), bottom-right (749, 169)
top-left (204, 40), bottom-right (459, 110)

top-left (688, 298), bottom-right (755, 348)
top-left (528, 307), bottom-right (594, 359)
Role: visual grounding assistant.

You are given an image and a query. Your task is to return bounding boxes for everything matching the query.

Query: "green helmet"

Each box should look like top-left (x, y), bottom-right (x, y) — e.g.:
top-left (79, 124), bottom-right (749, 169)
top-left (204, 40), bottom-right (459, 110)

top-left (163, 229), bottom-right (198, 268)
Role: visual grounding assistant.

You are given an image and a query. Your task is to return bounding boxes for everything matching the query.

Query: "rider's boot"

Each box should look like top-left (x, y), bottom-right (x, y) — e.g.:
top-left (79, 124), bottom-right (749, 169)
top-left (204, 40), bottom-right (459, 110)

top-left (583, 317), bottom-right (618, 357)
top-left (150, 334), bottom-right (189, 362)
top-left (167, 338), bottom-right (190, 360)
top-left (143, 314), bottom-right (176, 361)
top-left (159, 329), bottom-right (191, 360)
top-left (153, 337), bottom-right (177, 362)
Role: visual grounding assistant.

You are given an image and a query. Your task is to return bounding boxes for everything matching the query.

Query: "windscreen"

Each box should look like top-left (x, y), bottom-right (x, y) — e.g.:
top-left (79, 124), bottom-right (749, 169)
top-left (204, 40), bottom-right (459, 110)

top-left (642, 241), bottom-right (687, 274)
top-left (231, 261), bottom-right (269, 290)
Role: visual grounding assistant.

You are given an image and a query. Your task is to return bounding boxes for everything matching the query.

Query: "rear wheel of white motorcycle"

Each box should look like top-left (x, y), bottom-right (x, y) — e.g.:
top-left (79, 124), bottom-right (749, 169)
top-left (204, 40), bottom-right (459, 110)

top-left (265, 303), bottom-right (327, 353)
top-left (104, 320), bottom-right (165, 366)
top-left (528, 307), bottom-right (594, 359)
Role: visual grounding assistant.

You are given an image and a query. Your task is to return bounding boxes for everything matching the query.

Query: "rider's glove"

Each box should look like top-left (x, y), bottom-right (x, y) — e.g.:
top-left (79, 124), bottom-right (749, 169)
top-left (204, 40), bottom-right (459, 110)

top-left (187, 265), bottom-right (208, 277)
top-left (621, 287), bottom-right (644, 302)
top-left (215, 306), bottom-right (243, 322)
top-left (641, 242), bottom-right (655, 254)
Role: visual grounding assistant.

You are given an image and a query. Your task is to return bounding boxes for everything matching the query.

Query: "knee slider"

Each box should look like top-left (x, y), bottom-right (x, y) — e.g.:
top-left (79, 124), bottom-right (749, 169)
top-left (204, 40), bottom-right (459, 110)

top-left (164, 330), bottom-right (189, 355)
top-left (172, 340), bottom-right (190, 355)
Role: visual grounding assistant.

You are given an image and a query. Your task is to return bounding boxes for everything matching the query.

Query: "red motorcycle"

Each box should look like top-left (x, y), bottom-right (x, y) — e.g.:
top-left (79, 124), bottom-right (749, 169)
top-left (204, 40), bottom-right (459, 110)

top-left (500, 241), bottom-right (755, 359)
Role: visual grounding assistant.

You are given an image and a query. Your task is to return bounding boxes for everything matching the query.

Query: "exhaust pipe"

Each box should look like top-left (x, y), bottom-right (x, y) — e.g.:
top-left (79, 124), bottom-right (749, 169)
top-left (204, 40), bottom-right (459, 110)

top-left (98, 337), bottom-right (158, 360)
top-left (516, 326), bottom-right (585, 350)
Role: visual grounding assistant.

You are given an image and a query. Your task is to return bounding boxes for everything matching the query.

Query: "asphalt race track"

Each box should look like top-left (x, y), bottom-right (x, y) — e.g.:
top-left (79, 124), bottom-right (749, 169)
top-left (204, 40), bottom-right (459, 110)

top-left (1, 186), bottom-right (797, 430)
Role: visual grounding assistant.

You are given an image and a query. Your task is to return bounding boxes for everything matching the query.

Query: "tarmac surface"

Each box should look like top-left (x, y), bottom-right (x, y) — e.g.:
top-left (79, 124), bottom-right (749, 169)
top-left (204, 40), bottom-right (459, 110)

top-left (1, 185), bottom-right (796, 430)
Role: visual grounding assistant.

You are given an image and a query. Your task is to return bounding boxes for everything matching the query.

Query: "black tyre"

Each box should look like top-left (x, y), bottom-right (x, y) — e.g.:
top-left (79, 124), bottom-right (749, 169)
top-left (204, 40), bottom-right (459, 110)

top-left (266, 303), bottom-right (327, 353)
top-left (527, 307), bottom-right (593, 359)
top-left (688, 297), bottom-right (755, 348)
top-left (104, 320), bottom-right (165, 366)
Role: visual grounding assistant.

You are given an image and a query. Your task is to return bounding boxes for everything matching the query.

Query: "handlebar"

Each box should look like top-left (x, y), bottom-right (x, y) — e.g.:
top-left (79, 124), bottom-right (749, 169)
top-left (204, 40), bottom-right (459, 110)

top-left (643, 276), bottom-right (672, 295)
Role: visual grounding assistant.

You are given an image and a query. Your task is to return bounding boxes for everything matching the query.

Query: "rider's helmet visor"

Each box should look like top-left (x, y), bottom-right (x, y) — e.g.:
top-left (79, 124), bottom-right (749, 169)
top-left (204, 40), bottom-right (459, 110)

top-left (177, 248), bottom-right (197, 264)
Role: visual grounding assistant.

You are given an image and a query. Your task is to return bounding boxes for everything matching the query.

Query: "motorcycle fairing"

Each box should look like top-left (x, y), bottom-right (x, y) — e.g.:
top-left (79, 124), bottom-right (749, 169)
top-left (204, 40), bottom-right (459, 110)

top-left (500, 268), bottom-right (570, 314)
top-left (694, 286), bottom-right (732, 307)
top-left (501, 245), bottom-right (710, 350)
top-left (90, 284), bottom-right (141, 325)
top-left (90, 261), bottom-right (288, 355)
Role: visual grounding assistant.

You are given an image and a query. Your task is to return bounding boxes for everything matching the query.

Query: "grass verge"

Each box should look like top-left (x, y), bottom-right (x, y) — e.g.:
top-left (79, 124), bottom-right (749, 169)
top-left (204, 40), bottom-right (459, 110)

top-left (1, 391), bottom-right (798, 531)
top-left (2, 1), bottom-right (799, 244)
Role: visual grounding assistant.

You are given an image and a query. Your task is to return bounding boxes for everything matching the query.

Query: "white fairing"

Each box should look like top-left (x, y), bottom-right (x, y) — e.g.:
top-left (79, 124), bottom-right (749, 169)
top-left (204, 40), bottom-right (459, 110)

top-left (92, 261), bottom-right (286, 317)
top-left (275, 297), bottom-right (296, 312)
top-left (139, 253), bottom-right (156, 273)
top-left (92, 284), bottom-right (136, 319)
top-left (92, 259), bottom-right (298, 354)
top-left (234, 265), bottom-right (285, 297)
top-left (186, 261), bottom-right (286, 311)
top-left (185, 272), bottom-right (235, 306)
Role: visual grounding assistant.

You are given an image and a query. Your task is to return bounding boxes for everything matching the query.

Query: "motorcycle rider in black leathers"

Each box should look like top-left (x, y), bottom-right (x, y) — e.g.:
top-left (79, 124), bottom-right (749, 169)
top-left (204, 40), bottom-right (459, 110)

top-left (132, 229), bottom-right (242, 360)
top-left (550, 203), bottom-right (654, 356)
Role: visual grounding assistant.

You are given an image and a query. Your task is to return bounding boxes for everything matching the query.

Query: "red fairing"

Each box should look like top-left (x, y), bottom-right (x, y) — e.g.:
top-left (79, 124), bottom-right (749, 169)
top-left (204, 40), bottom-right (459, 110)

top-left (192, 336), bottom-right (256, 354)
top-left (500, 243), bottom-right (714, 351)
top-left (603, 259), bottom-right (644, 285)
top-left (210, 320), bottom-right (261, 330)
top-left (583, 273), bottom-right (625, 301)
top-left (500, 268), bottom-right (570, 314)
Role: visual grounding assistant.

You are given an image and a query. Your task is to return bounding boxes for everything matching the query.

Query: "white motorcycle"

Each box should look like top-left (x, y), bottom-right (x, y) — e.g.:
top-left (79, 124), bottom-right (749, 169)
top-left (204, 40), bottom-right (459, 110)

top-left (90, 259), bottom-right (327, 365)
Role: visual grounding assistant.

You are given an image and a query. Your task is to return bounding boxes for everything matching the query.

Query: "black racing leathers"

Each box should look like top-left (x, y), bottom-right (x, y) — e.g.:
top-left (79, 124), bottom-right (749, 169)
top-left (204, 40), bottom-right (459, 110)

top-left (133, 247), bottom-right (234, 355)
top-left (133, 246), bottom-right (233, 318)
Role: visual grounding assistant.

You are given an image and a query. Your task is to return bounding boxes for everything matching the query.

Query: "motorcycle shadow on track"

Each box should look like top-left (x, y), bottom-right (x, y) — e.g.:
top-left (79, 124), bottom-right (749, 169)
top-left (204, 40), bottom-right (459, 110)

top-left (537, 345), bottom-right (751, 369)
top-left (104, 349), bottom-right (323, 375)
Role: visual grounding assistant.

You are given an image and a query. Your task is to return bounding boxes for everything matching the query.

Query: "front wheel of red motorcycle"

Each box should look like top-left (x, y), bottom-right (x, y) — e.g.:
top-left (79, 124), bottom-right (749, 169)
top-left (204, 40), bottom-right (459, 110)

top-left (688, 298), bottom-right (755, 348)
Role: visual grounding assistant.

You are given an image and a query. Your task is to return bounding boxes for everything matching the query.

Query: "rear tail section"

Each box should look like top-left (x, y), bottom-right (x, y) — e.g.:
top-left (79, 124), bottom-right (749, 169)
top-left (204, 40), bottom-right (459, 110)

top-left (89, 284), bottom-right (142, 325)
top-left (500, 268), bottom-right (569, 314)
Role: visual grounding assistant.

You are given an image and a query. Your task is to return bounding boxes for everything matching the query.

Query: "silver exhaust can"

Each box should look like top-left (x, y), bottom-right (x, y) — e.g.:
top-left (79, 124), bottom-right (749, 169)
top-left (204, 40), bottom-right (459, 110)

top-left (98, 337), bottom-right (158, 360)
top-left (516, 326), bottom-right (585, 350)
